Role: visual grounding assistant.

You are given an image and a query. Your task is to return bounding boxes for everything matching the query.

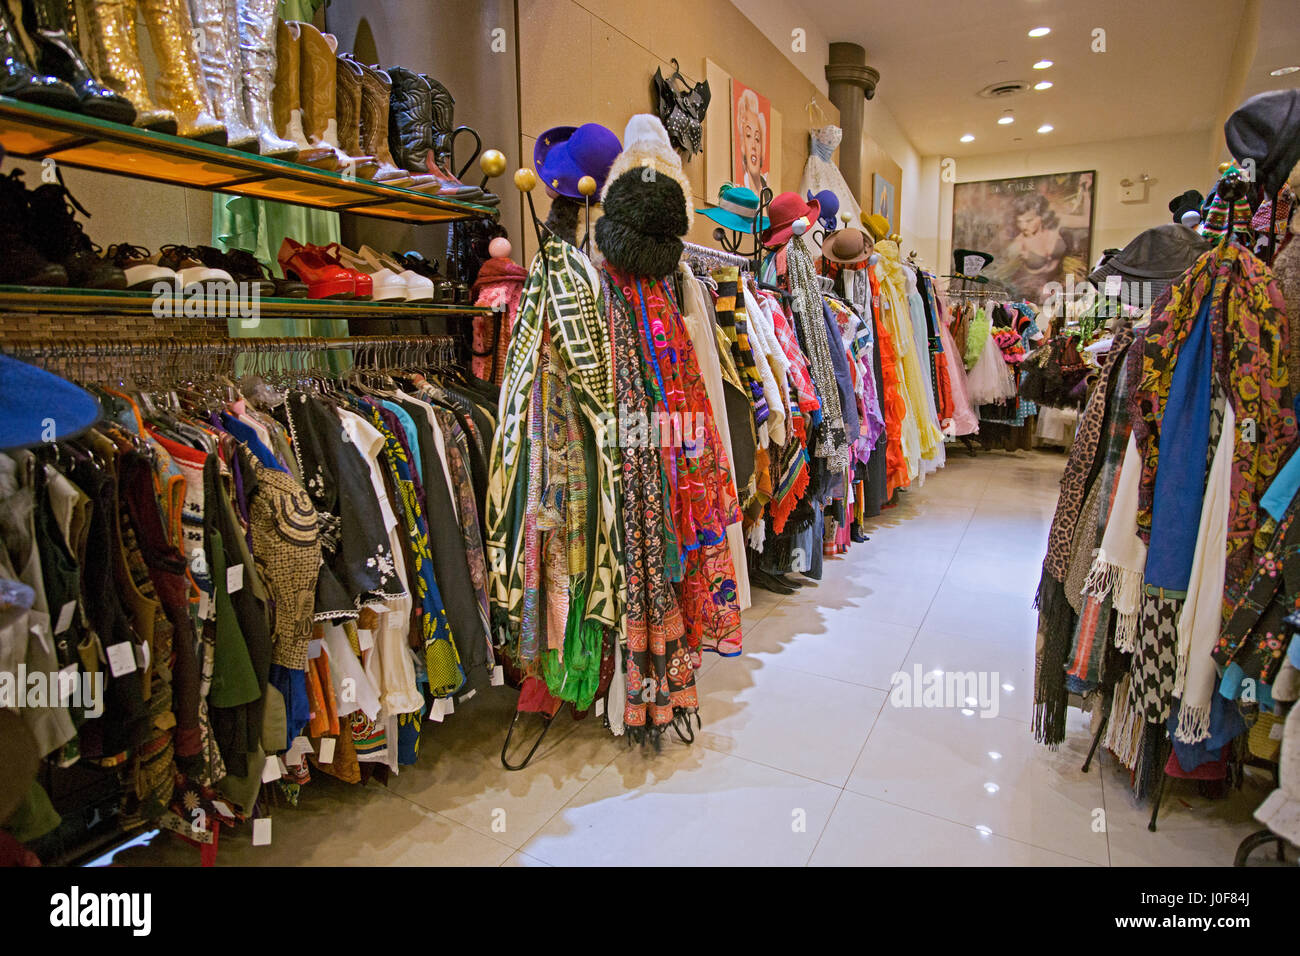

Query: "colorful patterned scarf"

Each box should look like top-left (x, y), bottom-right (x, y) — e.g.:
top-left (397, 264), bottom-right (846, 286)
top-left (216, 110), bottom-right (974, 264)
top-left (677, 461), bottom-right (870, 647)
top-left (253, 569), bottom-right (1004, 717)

top-left (712, 267), bottom-right (770, 426)
top-left (787, 240), bottom-right (850, 470)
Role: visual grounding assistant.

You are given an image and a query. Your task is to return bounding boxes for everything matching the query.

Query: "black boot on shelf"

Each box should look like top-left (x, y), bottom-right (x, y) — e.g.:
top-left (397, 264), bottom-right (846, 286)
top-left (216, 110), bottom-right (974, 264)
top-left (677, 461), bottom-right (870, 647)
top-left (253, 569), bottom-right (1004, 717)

top-left (0, 0), bottom-right (77, 108)
top-left (27, 176), bottom-right (126, 289)
top-left (20, 0), bottom-right (135, 123)
top-left (0, 170), bottom-right (67, 286)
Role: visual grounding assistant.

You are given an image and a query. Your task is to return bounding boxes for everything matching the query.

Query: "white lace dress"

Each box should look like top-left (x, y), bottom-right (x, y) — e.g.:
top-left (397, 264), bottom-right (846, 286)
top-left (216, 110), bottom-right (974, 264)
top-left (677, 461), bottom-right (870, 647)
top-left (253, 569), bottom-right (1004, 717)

top-left (798, 125), bottom-right (864, 257)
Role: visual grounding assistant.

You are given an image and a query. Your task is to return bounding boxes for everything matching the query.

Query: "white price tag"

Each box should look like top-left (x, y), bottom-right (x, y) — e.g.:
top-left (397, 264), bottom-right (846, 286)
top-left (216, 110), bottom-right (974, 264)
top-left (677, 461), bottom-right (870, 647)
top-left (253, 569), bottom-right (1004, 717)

top-left (317, 737), bottom-right (336, 764)
top-left (226, 563), bottom-right (244, 593)
top-left (428, 698), bottom-right (445, 722)
top-left (458, 688), bottom-right (476, 705)
top-left (261, 753), bottom-right (281, 783)
top-left (490, 665), bottom-right (505, 687)
top-left (106, 641), bottom-right (138, 678)
top-left (1271, 720), bottom-right (1285, 740)
top-left (135, 640), bottom-right (151, 670)
top-left (595, 698), bottom-right (605, 718)
top-left (358, 628), bottom-right (374, 653)
top-left (307, 639), bottom-right (323, 660)
top-left (252, 817), bottom-right (272, 846)
top-left (197, 591), bottom-right (211, 620)
top-left (54, 600), bottom-right (76, 635)
top-left (211, 800), bottom-right (234, 819)
top-left (443, 695), bottom-right (454, 715)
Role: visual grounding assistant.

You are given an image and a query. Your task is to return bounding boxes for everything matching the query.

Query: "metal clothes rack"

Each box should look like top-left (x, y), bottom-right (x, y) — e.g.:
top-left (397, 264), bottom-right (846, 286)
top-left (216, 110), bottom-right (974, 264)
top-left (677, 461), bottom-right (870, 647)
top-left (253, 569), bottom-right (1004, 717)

top-left (681, 240), bottom-right (752, 272)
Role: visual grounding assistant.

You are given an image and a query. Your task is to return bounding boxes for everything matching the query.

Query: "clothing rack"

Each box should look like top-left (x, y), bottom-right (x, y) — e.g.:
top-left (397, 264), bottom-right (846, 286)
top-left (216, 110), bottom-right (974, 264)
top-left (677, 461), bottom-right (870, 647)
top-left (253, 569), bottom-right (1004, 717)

top-left (681, 240), bottom-right (752, 272)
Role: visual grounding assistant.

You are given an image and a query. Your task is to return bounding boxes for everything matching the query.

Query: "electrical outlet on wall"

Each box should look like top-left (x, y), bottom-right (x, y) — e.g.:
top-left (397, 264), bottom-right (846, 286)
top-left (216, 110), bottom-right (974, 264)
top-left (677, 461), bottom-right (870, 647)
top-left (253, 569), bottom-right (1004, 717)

top-left (1119, 175), bottom-right (1152, 204)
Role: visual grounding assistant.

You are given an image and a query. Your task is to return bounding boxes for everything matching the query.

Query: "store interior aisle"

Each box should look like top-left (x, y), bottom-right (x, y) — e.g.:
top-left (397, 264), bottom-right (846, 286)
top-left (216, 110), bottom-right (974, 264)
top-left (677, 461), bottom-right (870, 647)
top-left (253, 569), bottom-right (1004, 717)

top-left (113, 450), bottom-right (1272, 868)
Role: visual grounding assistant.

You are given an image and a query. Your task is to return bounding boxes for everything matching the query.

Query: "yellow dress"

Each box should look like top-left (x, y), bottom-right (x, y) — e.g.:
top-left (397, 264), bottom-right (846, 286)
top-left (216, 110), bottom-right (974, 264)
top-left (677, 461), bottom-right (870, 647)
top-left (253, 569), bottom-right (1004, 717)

top-left (873, 242), bottom-right (945, 481)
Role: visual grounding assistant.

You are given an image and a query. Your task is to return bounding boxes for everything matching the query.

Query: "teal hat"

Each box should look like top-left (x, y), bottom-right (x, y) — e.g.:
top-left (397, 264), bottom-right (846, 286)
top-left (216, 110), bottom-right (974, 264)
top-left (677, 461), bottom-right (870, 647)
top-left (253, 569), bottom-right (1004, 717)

top-left (696, 183), bottom-right (769, 234)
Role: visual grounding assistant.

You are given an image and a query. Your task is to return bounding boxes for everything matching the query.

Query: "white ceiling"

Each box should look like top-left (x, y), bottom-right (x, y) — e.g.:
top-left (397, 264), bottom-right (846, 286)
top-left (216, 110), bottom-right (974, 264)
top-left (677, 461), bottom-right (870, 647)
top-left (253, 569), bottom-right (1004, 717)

top-left (787, 0), bottom-right (1298, 157)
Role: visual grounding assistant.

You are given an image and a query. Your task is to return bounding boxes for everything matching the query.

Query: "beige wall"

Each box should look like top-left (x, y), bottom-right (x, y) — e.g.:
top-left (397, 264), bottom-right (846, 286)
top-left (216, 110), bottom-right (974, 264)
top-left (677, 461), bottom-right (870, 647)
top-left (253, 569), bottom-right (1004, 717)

top-left (910, 129), bottom-right (1218, 289)
top-left (515, 0), bottom-right (842, 260)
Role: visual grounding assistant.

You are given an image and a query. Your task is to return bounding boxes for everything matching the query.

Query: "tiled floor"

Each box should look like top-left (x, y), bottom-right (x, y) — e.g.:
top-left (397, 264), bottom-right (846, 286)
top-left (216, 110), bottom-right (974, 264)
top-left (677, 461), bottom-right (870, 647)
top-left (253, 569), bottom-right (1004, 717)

top-left (114, 449), bottom-right (1279, 867)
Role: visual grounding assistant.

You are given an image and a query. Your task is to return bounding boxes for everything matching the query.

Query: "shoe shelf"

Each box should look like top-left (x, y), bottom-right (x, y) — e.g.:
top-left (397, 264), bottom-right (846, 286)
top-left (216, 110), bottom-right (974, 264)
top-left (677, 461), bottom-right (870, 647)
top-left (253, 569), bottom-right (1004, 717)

top-left (0, 285), bottom-right (492, 318)
top-left (0, 96), bottom-right (498, 225)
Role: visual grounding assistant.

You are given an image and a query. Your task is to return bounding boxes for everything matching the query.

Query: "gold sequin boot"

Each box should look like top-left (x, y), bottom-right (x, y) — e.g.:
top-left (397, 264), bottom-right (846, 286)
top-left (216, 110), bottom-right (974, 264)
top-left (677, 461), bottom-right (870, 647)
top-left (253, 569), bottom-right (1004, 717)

top-left (139, 0), bottom-right (225, 143)
top-left (72, 0), bottom-right (176, 132)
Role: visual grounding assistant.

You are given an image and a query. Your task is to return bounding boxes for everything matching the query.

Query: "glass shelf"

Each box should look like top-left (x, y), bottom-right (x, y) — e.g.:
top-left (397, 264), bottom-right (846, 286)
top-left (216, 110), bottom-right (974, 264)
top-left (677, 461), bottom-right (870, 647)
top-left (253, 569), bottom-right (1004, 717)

top-left (0, 285), bottom-right (490, 318)
top-left (0, 96), bottom-right (498, 224)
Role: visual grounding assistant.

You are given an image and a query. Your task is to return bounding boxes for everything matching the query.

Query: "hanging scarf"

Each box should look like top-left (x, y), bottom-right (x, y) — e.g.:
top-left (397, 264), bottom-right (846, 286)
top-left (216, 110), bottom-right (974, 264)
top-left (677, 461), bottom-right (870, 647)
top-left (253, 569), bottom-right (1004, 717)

top-left (471, 256), bottom-right (527, 383)
top-left (787, 241), bottom-right (850, 471)
top-left (712, 267), bottom-right (770, 426)
top-left (1131, 241), bottom-right (1296, 614)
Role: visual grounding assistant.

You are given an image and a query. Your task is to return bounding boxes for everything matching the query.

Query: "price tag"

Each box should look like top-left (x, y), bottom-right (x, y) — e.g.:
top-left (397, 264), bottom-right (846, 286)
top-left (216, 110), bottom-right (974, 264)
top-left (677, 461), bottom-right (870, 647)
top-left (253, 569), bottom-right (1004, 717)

top-left (261, 753), bottom-right (282, 783)
top-left (358, 628), bottom-right (374, 653)
top-left (252, 817), bottom-right (272, 846)
top-left (54, 601), bottom-right (76, 635)
top-left (1105, 274), bottom-right (1123, 297)
top-left (197, 591), bottom-right (211, 620)
top-left (307, 639), bottom-right (323, 660)
top-left (595, 698), bottom-right (605, 718)
top-left (211, 800), bottom-right (234, 819)
top-left (458, 688), bottom-right (476, 705)
top-left (106, 642), bottom-right (138, 678)
top-left (135, 640), bottom-right (151, 670)
top-left (226, 563), bottom-right (244, 593)
top-left (490, 665), bottom-right (505, 687)
top-left (1271, 720), bottom-right (1285, 740)
top-left (428, 698), bottom-right (445, 722)
top-left (317, 737), bottom-right (336, 764)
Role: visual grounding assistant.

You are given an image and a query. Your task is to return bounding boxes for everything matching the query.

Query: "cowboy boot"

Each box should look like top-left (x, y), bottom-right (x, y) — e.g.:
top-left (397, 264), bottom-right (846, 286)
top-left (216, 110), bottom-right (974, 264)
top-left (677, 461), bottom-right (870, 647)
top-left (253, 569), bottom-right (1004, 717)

top-left (344, 56), bottom-right (411, 185)
top-left (388, 66), bottom-right (481, 199)
top-left (19, 0), bottom-right (134, 121)
top-left (139, 0), bottom-right (225, 142)
top-left (294, 22), bottom-right (370, 173)
top-left (187, 0), bottom-right (257, 150)
top-left (333, 51), bottom-right (378, 179)
top-left (72, 0), bottom-right (175, 132)
top-left (419, 71), bottom-right (496, 203)
top-left (0, 0), bottom-right (78, 109)
top-left (235, 0), bottom-right (294, 157)
top-left (271, 18), bottom-right (333, 166)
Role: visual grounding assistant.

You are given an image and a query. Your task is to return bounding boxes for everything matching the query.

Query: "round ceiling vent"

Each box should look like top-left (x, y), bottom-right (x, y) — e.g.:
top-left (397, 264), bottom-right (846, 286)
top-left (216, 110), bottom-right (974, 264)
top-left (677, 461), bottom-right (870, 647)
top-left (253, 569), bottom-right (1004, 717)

top-left (977, 80), bottom-right (1031, 99)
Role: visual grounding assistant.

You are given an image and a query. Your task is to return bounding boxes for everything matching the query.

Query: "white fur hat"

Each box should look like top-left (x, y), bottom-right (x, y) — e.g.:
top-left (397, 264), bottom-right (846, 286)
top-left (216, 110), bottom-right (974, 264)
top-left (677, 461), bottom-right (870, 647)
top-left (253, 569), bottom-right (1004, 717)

top-left (602, 114), bottom-right (694, 229)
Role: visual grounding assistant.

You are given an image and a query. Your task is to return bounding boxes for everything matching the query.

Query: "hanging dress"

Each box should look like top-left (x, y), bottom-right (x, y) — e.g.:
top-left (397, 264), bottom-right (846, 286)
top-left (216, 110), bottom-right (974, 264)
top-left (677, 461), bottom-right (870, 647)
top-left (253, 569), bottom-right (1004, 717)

top-left (798, 125), bottom-right (864, 258)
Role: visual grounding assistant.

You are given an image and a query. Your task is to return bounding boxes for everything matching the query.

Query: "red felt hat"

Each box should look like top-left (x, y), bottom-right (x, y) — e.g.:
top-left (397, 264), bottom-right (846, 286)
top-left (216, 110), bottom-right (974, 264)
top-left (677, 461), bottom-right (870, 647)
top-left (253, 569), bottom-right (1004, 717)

top-left (761, 191), bottom-right (820, 247)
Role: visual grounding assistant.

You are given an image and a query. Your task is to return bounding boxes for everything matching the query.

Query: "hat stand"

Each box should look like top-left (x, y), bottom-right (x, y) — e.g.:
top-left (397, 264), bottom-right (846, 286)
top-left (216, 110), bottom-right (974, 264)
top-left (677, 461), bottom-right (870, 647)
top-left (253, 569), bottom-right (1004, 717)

top-left (577, 175), bottom-right (599, 252)
top-left (513, 167), bottom-right (552, 250)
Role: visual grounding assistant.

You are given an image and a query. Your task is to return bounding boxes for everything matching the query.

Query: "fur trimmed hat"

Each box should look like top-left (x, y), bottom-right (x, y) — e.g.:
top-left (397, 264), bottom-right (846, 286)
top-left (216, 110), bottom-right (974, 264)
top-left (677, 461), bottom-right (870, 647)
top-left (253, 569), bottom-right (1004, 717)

top-left (596, 169), bottom-right (688, 278)
top-left (601, 114), bottom-right (694, 230)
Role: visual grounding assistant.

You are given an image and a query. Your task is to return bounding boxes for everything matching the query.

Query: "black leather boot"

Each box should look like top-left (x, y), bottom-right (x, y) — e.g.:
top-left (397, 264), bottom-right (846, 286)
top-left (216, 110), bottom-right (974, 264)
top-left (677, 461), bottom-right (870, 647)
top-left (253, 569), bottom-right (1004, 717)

top-left (27, 174), bottom-right (126, 289)
top-left (0, 170), bottom-right (67, 285)
top-left (21, 0), bottom-right (135, 123)
top-left (0, 0), bottom-right (76, 108)
top-left (387, 65), bottom-right (484, 201)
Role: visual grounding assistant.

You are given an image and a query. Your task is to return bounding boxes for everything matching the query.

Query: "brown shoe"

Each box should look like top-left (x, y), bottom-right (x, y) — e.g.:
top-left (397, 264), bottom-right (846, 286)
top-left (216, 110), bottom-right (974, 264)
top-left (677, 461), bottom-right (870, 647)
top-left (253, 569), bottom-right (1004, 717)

top-left (272, 19), bottom-right (336, 167)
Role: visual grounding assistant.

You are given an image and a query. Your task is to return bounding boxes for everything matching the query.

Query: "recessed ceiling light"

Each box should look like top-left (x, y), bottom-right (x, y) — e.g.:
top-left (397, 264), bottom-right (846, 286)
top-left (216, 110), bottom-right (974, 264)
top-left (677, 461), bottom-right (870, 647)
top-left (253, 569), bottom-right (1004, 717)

top-left (1028, 26), bottom-right (1051, 37)
top-left (1037, 124), bottom-right (1054, 133)
top-left (1033, 60), bottom-right (1053, 70)
top-left (998, 115), bottom-right (1015, 125)
top-left (1034, 80), bottom-right (1053, 90)
top-left (960, 133), bottom-right (975, 142)
top-left (1272, 66), bottom-right (1300, 76)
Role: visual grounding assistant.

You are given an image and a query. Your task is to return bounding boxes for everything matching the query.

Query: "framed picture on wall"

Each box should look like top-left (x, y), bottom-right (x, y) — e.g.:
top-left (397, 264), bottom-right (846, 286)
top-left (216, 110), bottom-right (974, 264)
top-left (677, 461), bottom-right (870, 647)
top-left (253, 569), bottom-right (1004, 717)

top-left (731, 78), bottom-right (771, 197)
top-left (872, 173), bottom-right (896, 227)
top-left (951, 170), bottom-right (1096, 303)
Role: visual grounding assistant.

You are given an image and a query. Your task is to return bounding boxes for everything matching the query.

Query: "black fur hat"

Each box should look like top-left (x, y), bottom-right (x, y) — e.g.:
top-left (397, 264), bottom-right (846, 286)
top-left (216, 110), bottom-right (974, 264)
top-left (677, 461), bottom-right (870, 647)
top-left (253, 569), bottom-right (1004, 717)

top-left (595, 168), bottom-right (688, 278)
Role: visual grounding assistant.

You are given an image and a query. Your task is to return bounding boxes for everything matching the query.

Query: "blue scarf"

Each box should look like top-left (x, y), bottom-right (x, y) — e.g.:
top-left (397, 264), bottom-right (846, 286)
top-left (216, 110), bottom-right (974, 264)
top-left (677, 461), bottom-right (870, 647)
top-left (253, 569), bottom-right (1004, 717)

top-left (1143, 293), bottom-right (1214, 594)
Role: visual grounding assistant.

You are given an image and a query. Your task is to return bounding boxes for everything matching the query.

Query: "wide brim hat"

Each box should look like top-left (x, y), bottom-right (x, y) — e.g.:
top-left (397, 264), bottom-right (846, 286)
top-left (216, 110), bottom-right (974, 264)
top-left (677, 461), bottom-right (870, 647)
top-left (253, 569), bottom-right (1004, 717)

top-left (862, 213), bottom-right (891, 243)
top-left (821, 227), bottom-right (871, 264)
top-left (762, 191), bottom-right (820, 247)
top-left (0, 354), bottom-right (101, 450)
top-left (534, 123), bottom-right (623, 201)
top-left (697, 184), bottom-right (769, 234)
top-left (1087, 222), bottom-right (1211, 306)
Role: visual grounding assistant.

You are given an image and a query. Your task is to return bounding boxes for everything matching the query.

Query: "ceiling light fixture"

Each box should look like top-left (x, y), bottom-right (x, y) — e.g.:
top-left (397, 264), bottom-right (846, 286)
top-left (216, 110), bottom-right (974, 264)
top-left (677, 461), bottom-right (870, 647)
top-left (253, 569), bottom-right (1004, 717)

top-left (1028, 26), bottom-right (1051, 37)
top-left (1037, 124), bottom-right (1054, 133)
top-left (1034, 80), bottom-right (1053, 90)
top-left (998, 115), bottom-right (1015, 125)
top-left (1271, 66), bottom-right (1300, 76)
top-left (1033, 59), bottom-right (1053, 70)
top-left (960, 133), bottom-right (975, 142)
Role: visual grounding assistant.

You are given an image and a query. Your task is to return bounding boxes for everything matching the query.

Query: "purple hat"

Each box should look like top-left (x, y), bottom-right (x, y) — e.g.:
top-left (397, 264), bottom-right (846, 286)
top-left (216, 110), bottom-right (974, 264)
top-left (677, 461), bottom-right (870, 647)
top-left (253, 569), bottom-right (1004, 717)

top-left (809, 189), bottom-right (840, 230)
top-left (534, 123), bottom-right (622, 201)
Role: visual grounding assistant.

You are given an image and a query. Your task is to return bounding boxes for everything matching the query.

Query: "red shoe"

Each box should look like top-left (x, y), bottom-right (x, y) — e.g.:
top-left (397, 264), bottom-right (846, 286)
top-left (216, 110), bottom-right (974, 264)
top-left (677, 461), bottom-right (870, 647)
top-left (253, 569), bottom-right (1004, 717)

top-left (314, 242), bottom-right (373, 300)
top-left (278, 238), bottom-right (355, 299)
